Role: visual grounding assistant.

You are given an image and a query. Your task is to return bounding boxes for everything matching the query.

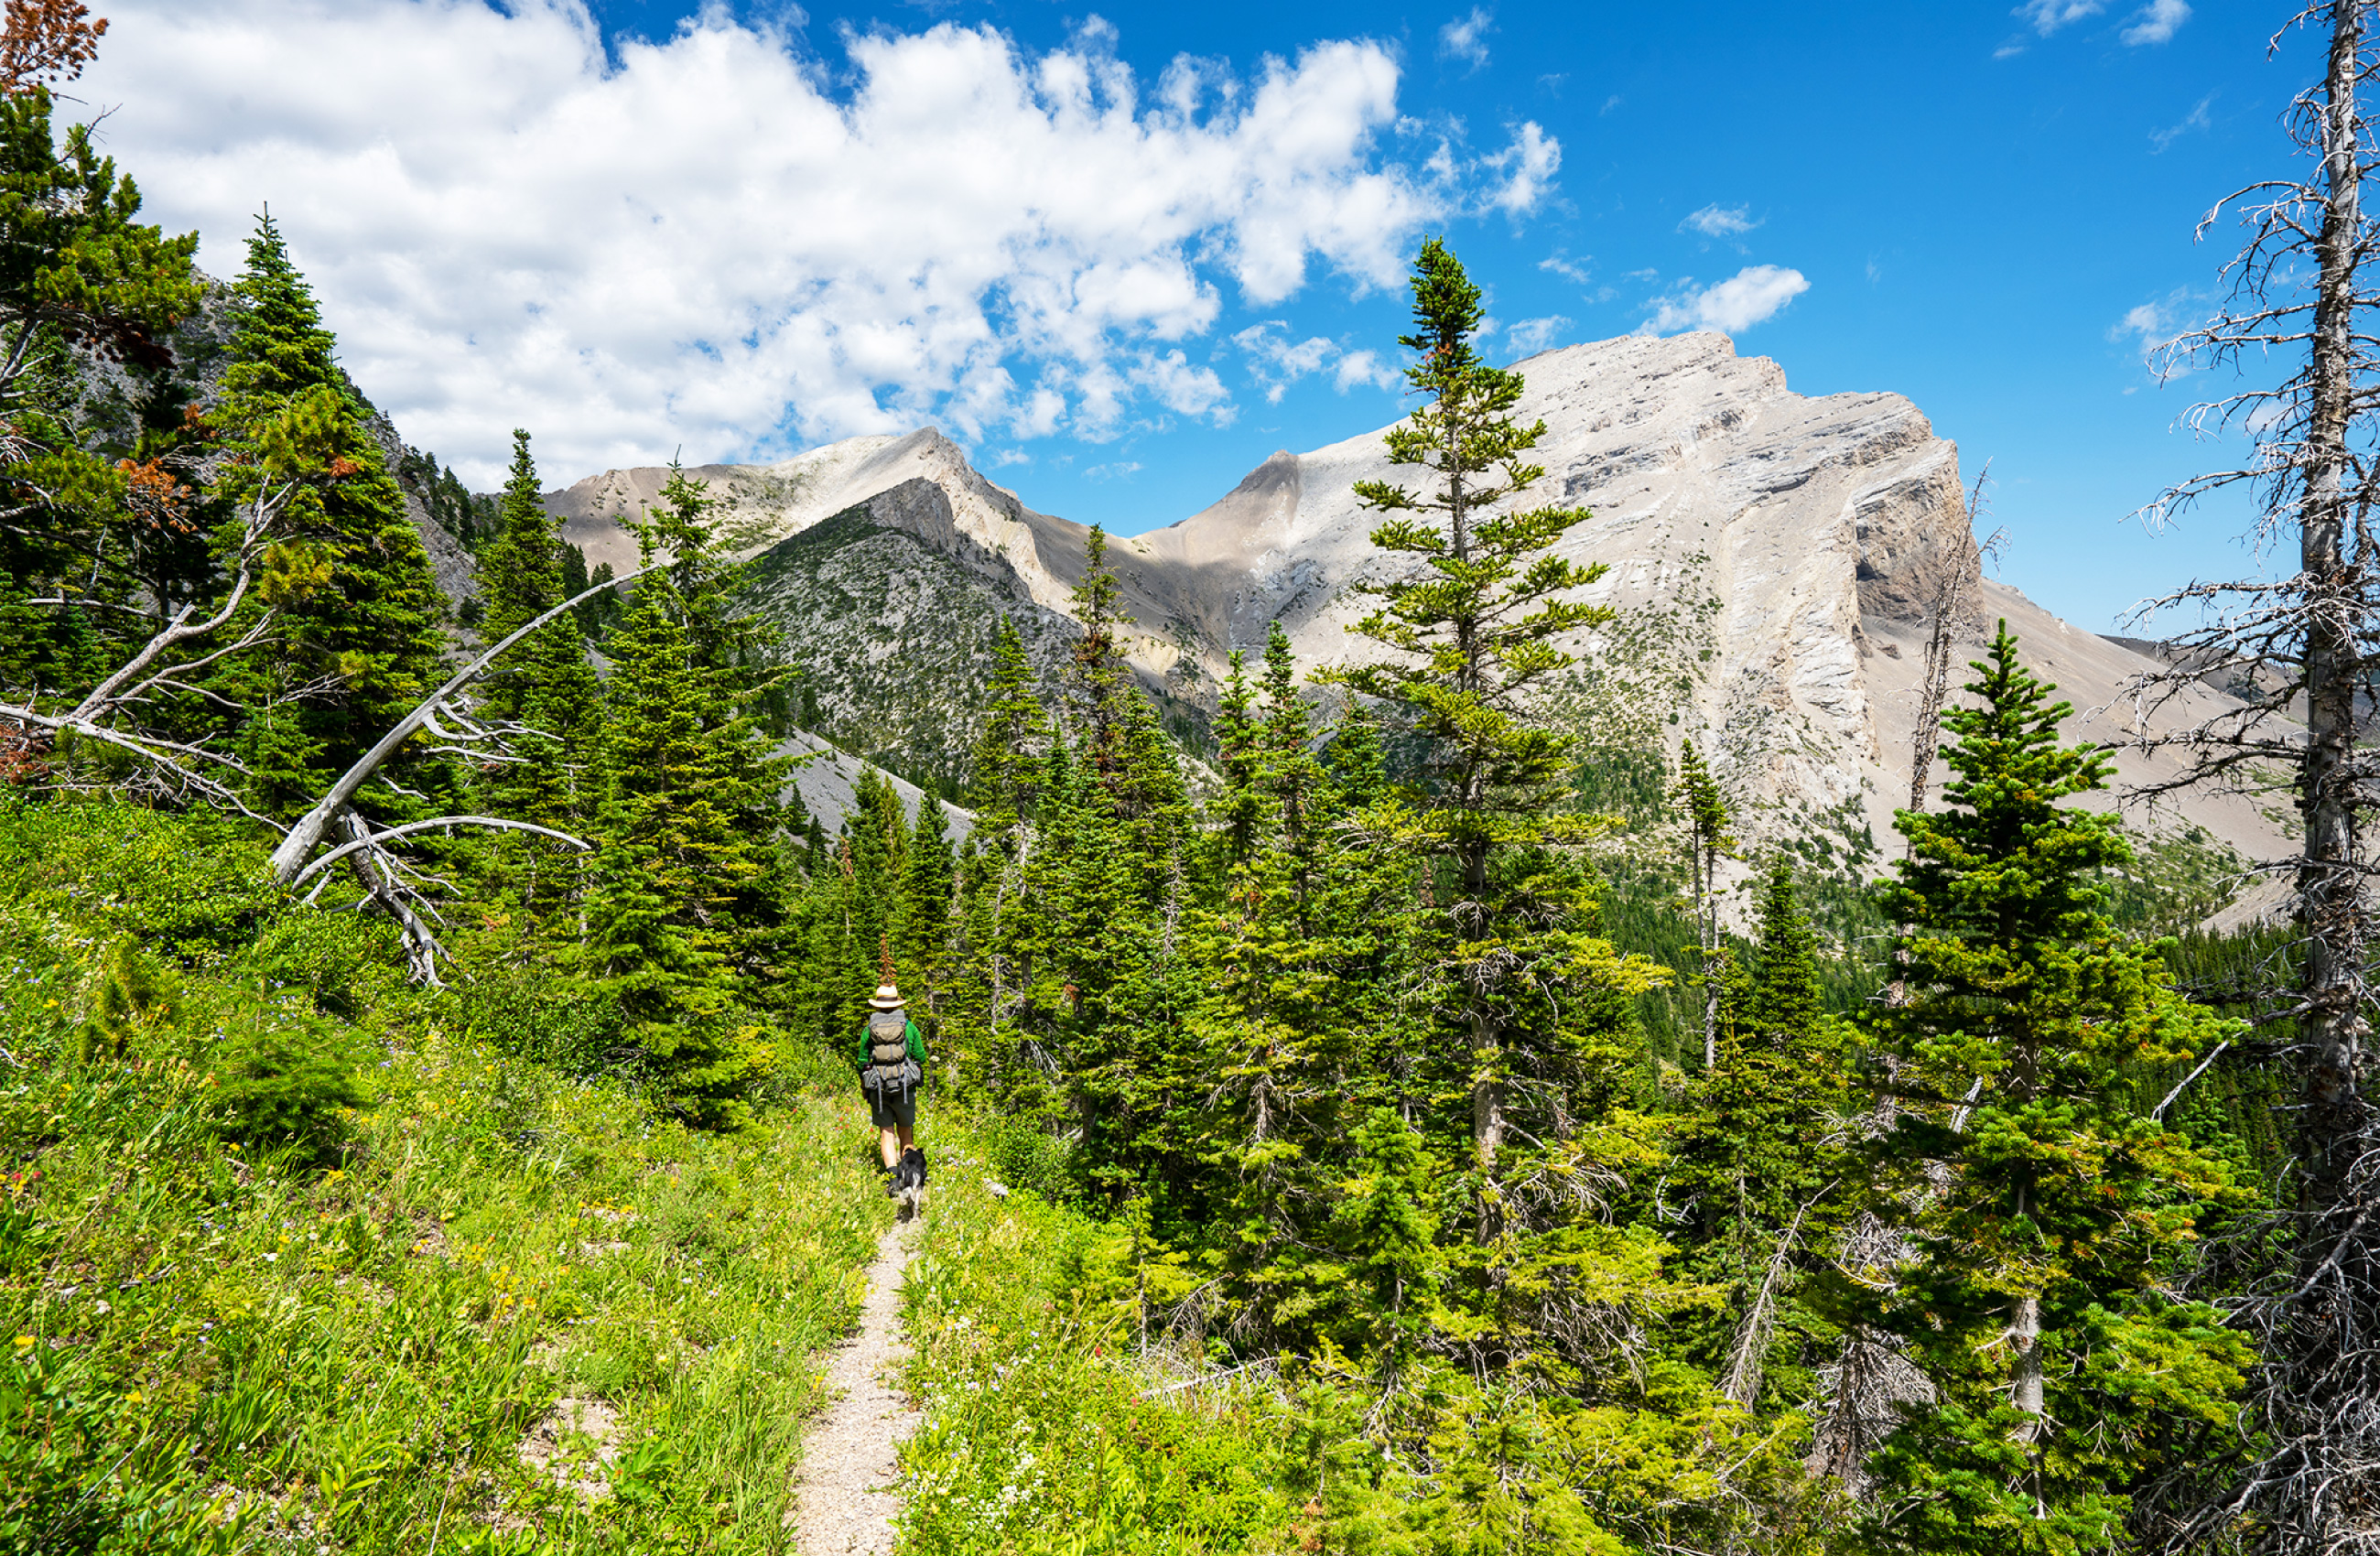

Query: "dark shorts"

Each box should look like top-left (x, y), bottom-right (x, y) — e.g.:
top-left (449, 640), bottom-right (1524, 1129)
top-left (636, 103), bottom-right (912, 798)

top-left (867, 1086), bottom-right (917, 1131)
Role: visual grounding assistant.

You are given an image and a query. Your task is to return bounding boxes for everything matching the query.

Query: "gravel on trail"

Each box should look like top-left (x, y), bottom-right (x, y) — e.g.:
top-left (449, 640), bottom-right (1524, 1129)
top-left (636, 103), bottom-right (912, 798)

top-left (790, 1217), bottom-right (922, 1554)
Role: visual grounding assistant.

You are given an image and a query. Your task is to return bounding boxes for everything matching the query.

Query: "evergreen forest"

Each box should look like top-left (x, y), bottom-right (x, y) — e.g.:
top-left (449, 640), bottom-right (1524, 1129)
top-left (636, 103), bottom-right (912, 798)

top-left (0, 5), bottom-right (2370, 1553)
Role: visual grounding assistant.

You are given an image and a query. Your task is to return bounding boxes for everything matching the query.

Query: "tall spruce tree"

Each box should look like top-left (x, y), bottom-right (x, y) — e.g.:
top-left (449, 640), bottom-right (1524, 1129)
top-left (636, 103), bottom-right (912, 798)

top-left (579, 469), bottom-right (787, 1128)
top-left (1842, 624), bottom-right (2249, 1552)
top-left (895, 795), bottom-right (957, 1020)
top-left (1210, 649), bottom-right (1265, 870)
top-left (476, 429), bottom-right (601, 821)
top-left (1325, 236), bottom-right (1626, 1227)
top-left (1675, 855), bottom-right (1854, 1410)
top-left (1185, 641), bottom-right (1424, 1344)
top-left (1069, 526), bottom-right (1129, 775)
top-left (966, 614), bottom-right (1052, 838)
top-left (205, 214), bottom-right (449, 820)
top-left (458, 429), bottom-right (603, 929)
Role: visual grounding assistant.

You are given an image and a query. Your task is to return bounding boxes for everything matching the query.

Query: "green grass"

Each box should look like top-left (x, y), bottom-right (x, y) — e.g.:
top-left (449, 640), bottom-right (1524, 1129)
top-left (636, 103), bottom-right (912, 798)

top-left (0, 798), bottom-right (893, 1554)
top-left (897, 1117), bottom-right (1299, 1556)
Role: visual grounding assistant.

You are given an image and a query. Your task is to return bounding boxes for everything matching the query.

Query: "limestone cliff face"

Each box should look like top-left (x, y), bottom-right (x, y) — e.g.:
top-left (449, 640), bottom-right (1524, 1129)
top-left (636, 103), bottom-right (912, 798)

top-left (548, 330), bottom-right (2285, 868)
top-left (1120, 333), bottom-right (1983, 848)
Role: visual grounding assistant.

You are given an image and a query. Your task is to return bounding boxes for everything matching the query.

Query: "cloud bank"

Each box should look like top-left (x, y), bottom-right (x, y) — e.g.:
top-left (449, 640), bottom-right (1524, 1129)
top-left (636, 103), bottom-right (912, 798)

top-left (82, 1), bottom-right (1556, 485)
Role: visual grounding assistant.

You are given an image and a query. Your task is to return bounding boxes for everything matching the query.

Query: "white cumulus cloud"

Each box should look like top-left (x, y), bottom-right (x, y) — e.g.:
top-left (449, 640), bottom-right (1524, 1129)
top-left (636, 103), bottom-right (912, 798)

top-left (1680, 202), bottom-right (1758, 239)
top-left (1235, 320), bottom-right (1334, 403)
top-left (1332, 349), bottom-right (1401, 394)
top-left (1640, 265), bottom-right (1810, 336)
top-left (77, 0), bottom-right (1547, 485)
top-left (1480, 121), bottom-right (1559, 215)
top-left (2018, 0), bottom-right (2105, 35)
top-left (1539, 252), bottom-right (1592, 285)
top-left (1236, 320), bottom-right (1401, 400)
top-left (1438, 7), bottom-right (1493, 70)
top-left (2123, 0), bottom-right (2191, 45)
top-left (1504, 316), bottom-right (1569, 357)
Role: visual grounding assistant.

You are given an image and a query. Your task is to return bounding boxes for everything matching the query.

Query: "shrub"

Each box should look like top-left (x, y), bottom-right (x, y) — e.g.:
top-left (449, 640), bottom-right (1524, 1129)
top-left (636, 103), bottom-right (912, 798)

top-left (452, 967), bottom-right (633, 1078)
top-left (978, 1111), bottom-right (1076, 1204)
top-left (230, 910), bottom-right (393, 1020)
top-left (205, 1003), bottom-right (367, 1162)
top-left (75, 938), bottom-right (179, 1064)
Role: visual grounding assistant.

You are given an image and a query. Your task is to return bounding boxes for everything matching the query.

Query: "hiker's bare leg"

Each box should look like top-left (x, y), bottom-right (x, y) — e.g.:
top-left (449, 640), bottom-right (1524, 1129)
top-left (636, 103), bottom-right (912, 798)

top-left (898, 1124), bottom-right (915, 1153)
top-left (879, 1126), bottom-right (901, 1170)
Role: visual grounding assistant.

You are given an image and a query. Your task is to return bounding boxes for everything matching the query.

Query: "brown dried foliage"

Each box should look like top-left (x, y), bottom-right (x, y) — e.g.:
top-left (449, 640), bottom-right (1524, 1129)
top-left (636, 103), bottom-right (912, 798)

top-left (0, 0), bottom-right (105, 95)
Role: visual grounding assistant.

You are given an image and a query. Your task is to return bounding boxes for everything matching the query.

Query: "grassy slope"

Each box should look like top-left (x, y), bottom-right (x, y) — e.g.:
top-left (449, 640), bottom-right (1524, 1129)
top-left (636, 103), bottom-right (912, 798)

top-left (0, 800), bottom-right (892, 1555)
top-left (896, 1118), bottom-right (1302, 1556)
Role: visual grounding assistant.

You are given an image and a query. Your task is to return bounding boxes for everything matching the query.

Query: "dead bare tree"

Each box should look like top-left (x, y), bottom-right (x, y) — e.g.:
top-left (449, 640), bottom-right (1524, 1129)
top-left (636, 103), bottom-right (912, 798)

top-left (1906, 468), bottom-right (2003, 821)
top-left (1803, 1205), bottom-right (1936, 1497)
top-left (1718, 1194), bottom-right (1815, 1410)
top-left (2123, 5), bottom-right (2380, 1548)
top-left (265, 575), bottom-right (637, 885)
top-left (4, 527), bottom-right (635, 978)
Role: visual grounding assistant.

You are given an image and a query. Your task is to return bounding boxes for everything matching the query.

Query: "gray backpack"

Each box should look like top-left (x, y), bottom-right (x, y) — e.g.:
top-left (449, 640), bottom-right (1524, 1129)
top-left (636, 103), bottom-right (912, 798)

top-left (863, 1010), bottom-right (920, 1098)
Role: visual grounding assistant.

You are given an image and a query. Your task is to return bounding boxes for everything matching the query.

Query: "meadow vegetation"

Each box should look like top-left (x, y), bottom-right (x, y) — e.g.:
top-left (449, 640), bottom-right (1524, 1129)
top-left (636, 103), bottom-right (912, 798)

top-left (0, 800), bottom-right (892, 1555)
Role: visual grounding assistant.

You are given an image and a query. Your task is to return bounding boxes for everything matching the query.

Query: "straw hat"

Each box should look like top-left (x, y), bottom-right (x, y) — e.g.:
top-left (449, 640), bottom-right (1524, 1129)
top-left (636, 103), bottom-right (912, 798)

top-left (868, 983), bottom-right (904, 1010)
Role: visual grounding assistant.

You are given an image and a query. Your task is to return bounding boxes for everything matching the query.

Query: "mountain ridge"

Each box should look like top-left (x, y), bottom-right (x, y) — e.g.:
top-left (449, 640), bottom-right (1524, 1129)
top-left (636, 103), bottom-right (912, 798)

top-left (536, 330), bottom-right (2284, 881)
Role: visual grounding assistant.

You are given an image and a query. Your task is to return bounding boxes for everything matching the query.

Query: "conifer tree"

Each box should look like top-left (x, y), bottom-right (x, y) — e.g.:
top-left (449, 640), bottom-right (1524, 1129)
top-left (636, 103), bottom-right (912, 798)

top-left (1325, 236), bottom-right (1627, 1224)
top-left (1842, 624), bottom-right (2249, 1551)
top-left (475, 430), bottom-right (601, 823)
top-left (205, 213), bottom-right (449, 819)
top-left (1069, 525), bottom-right (1129, 774)
top-left (456, 429), bottom-right (603, 926)
top-left (1260, 621), bottom-right (1328, 923)
top-left (581, 563), bottom-right (754, 1125)
top-left (480, 429), bottom-right (562, 645)
top-left (1185, 647), bottom-right (1423, 1335)
top-left (0, 82), bottom-right (203, 705)
top-left (1673, 736), bottom-right (1734, 1068)
top-left (1675, 855), bottom-right (1853, 1409)
top-left (966, 614), bottom-right (1051, 837)
top-left (895, 793), bottom-right (956, 1013)
top-left (1210, 649), bottom-right (1265, 870)
top-left (579, 470), bottom-right (787, 1127)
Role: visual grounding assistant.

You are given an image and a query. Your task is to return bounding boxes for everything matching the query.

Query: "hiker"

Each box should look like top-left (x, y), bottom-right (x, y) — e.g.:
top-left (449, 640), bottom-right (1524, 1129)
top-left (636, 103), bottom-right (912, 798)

top-left (858, 980), bottom-right (925, 1192)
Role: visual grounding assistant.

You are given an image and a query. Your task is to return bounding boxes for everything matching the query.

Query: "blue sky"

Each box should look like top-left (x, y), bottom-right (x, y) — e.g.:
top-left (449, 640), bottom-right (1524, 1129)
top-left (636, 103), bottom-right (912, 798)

top-left (85, 1), bottom-right (2299, 631)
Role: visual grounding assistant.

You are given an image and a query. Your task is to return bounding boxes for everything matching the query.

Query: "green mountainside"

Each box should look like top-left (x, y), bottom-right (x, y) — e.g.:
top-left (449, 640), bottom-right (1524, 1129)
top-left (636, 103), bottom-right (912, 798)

top-left (738, 497), bottom-right (1208, 801)
top-left (737, 502), bottom-right (1081, 798)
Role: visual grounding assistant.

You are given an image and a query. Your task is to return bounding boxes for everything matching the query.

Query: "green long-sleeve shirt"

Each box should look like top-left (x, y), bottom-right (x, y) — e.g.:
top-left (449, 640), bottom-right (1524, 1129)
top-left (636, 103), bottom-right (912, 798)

top-left (855, 1015), bottom-right (925, 1073)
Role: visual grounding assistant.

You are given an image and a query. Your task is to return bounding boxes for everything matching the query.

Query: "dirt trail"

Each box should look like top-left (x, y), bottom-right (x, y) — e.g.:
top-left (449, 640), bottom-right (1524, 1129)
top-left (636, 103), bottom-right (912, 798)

top-left (790, 1217), bottom-right (921, 1554)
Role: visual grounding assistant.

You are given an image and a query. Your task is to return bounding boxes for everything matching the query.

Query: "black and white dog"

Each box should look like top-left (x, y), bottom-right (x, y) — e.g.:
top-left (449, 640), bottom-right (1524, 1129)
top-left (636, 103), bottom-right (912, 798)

top-left (892, 1146), bottom-right (928, 1220)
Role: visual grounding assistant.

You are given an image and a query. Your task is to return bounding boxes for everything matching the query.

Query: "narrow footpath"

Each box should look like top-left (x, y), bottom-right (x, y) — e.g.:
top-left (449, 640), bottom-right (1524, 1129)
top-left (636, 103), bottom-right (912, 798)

top-left (790, 1218), bottom-right (922, 1555)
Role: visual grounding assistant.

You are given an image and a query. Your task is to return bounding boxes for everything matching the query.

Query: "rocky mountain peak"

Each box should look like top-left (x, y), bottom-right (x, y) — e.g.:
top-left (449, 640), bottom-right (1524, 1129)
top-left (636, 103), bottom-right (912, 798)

top-left (540, 327), bottom-right (2283, 871)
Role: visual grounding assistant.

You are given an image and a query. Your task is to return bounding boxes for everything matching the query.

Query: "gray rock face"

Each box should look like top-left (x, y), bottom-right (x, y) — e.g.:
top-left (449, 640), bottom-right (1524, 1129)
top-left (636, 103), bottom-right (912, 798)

top-left (551, 330), bottom-right (2285, 873)
top-left (778, 729), bottom-right (972, 845)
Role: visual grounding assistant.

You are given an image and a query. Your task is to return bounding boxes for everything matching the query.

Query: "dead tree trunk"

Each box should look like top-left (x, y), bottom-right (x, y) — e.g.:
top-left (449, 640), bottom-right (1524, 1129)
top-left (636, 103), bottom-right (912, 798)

top-left (1908, 469), bottom-right (1997, 821)
top-left (2126, 5), bottom-right (2380, 1547)
top-left (269, 570), bottom-right (642, 883)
